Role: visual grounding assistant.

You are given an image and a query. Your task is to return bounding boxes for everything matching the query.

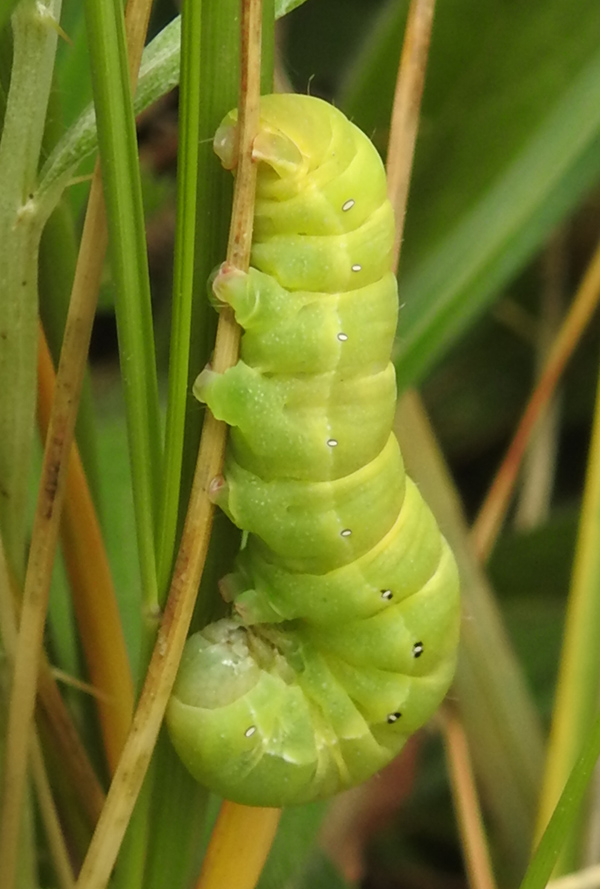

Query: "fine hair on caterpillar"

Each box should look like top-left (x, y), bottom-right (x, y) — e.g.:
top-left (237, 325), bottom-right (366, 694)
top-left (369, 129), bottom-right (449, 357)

top-left (165, 94), bottom-right (460, 808)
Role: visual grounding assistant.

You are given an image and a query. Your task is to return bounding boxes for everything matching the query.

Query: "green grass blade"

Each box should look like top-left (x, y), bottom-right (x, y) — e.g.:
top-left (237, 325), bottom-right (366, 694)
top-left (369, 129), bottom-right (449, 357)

top-left (39, 0), bottom-right (291, 212)
top-left (520, 710), bottom-right (600, 889)
top-left (535, 352), bottom-right (600, 870)
top-left (395, 50), bottom-right (600, 389)
top-left (157, 0), bottom-right (275, 602)
top-left (257, 803), bottom-right (330, 889)
top-left (275, 0), bottom-right (309, 15)
top-left (155, 0), bottom-right (203, 600)
top-left (0, 0), bottom-right (19, 34)
top-left (84, 0), bottom-right (161, 611)
top-left (342, 0), bottom-right (600, 390)
top-left (37, 15), bottom-right (183, 210)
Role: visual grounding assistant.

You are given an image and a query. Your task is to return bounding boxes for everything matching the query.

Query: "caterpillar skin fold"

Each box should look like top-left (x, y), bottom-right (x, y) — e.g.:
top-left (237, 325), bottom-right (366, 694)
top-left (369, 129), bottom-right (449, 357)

top-left (166, 94), bottom-right (460, 807)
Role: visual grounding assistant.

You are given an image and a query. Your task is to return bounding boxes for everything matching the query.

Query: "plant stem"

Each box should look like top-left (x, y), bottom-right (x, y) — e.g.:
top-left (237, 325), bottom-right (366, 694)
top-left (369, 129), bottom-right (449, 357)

top-left (441, 707), bottom-right (497, 889)
top-left (386, 0), bottom-right (436, 268)
top-left (0, 0), bottom-right (61, 583)
top-left (472, 234), bottom-right (600, 561)
top-left (194, 803), bottom-right (281, 889)
top-left (0, 2), bottom-right (63, 885)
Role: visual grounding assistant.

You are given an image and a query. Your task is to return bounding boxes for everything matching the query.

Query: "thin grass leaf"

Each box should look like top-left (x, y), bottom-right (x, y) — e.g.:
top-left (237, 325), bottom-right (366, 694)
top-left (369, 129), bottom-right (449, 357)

top-left (535, 344), bottom-right (600, 870)
top-left (149, 1), bottom-right (246, 883)
top-left (395, 50), bottom-right (600, 389)
top-left (85, 0), bottom-right (162, 611)
top-left (274, 0), bottom-right (309, 16)
top-left (342, 0), bottom-right (600, 390)
top-left (156, 0), bottom-right (204, 599)
top-left (37, 14), bottom-right (183, 212)
top-left (39, 0), bottom-right (302, 210)
top-left (257, 804), bottom-right (329, 889)
top-left (520, 710), bottom-right (600, 889)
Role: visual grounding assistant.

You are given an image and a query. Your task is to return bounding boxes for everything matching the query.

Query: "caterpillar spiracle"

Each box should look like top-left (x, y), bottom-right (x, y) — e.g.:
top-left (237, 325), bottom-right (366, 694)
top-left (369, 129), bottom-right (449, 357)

top-left (166, 94), bottom-right (460, 807)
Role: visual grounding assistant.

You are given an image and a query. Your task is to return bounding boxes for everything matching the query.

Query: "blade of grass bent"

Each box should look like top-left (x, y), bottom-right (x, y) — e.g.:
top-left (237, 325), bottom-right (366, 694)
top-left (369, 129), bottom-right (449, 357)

top-left (38, 0), bottom-right (310, 213)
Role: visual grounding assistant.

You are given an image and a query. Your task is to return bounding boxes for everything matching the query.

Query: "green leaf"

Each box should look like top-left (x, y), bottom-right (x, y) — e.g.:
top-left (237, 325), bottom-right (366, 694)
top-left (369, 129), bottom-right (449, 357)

top-left (519, 709), bottom-right (600, 889)
top-left (38, 14), bottom-right (183, 207)
top-left (395, 51), bottom-right (600, 389)
top-left (0, 0), bottom-right (19, 35)
top-left (38, 2), bottom-right (300, 212)
top-left (275, 0), bottom-right (310, 16)
top-left (257, 803), bottom-right (330, 889)
top-left (341, 0), bottom-right (600, 389)
top-left (85, 0), bottom-right (162, 611)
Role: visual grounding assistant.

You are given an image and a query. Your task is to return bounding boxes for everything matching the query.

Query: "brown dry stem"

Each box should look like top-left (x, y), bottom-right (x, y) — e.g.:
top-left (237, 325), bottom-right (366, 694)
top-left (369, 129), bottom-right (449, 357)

top-left (37, 328), bottom-right (134, 772)
top-left (386, 0), bottom-right (436, 268)
top-left (0, 534), bottom-right (81, 886)
top-left (472, 233), bottom-right (600, 562)
top-left (441, 706), bottom-right (497, 889)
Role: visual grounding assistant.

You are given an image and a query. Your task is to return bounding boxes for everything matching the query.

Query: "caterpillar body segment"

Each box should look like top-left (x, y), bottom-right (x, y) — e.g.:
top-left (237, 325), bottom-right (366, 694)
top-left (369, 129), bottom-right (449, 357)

top-left (166, 95), bottom-right (460, 807)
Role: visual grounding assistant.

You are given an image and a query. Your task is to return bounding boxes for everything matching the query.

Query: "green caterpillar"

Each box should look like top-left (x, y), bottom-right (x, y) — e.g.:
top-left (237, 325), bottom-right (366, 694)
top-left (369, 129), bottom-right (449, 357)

top-left (166, 94), bottom-right (460, 807)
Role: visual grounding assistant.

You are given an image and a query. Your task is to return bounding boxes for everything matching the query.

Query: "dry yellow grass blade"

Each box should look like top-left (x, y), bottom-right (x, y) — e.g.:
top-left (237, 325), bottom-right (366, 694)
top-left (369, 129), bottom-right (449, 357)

top-left (195, 803), bottom-right (281, 889)
top-left (37, 328), bottom-right (134, 772)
